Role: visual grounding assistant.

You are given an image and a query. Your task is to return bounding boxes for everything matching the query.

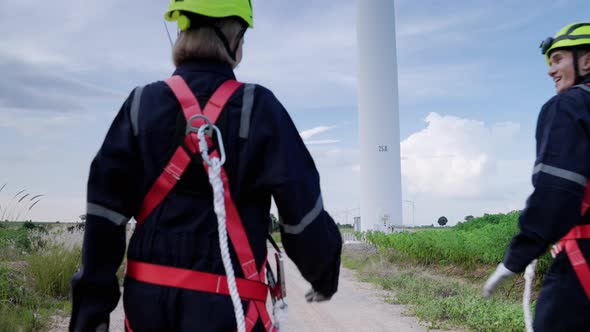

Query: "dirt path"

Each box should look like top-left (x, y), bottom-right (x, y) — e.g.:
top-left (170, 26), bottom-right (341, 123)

top-left (275, 248), bottom-right (455, 332)
top-left (51, 246), bottom-right (456, 332)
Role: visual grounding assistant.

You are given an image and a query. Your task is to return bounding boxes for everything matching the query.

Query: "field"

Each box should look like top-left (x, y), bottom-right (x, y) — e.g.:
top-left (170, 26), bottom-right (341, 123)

top-left (360, 211), bottom-right (552, 274)
top-left (344, 211), bottom-right (551, 331)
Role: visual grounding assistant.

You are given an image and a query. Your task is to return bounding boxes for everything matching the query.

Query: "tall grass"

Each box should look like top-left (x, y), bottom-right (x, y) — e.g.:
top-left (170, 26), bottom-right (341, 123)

top-left (0, 267), bottom-right (46, 332)
top-left (26, 227), bottom-right (83, 298)
top-left (0, 224), bottom-right (83, 331)
top-left (27, 245), bottom-right (81, 298)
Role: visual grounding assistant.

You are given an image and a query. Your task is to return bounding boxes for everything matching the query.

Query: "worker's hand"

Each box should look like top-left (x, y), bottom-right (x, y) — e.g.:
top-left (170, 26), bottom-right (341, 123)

top-left (305, 288), bottom-right (331, 302)
top-left (95, 322), bottom-right (108, 332)
top-left (482, 263), bottom-right (516, 298)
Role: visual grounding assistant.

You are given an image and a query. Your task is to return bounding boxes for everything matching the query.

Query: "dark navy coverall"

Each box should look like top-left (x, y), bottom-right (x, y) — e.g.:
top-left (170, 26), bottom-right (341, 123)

top-left (503, 75), bottom-right (590, 331)
top-left (69, 61), bottom-right (343, 332)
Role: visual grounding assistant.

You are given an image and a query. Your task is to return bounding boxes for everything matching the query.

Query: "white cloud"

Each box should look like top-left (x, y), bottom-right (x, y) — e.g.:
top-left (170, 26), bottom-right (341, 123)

top-left (305, 139), bottom-right (341, 145)
top-left (401, 112), bottom-right (522, 198)
top-left (299, 125), bottom-right (337, 139)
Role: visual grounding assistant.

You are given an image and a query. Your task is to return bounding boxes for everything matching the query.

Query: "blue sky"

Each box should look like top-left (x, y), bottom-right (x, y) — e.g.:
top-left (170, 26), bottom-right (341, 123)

top-left (0, 0), bottom-right (588, 226)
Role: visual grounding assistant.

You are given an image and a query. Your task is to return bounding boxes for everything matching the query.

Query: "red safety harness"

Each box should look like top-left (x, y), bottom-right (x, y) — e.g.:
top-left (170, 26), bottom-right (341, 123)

top-left (125, 75), bottom-right (277, 332)
top-left (551, 180), bottom-right (590, 299)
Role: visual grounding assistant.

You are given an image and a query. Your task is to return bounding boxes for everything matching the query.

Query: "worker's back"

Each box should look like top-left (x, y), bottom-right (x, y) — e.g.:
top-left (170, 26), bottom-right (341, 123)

top-left (70, 60), bottom-right (342, 331)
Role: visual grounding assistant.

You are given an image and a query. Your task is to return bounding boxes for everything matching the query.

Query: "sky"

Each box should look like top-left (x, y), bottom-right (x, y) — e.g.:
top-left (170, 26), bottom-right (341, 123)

top-left (0, 0), bottom-right (589, 226)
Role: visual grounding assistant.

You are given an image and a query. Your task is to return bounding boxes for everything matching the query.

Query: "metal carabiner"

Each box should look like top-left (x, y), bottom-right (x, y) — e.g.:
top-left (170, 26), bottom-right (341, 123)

top-left (197, 124), bottom-right (227, 167)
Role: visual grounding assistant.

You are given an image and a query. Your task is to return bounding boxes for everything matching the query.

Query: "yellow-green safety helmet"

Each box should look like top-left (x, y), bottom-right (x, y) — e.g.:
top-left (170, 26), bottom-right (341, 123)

top-left (540, 22), bottom-right (590, 64)
top-left (165, 0), bottom-right (253, 31)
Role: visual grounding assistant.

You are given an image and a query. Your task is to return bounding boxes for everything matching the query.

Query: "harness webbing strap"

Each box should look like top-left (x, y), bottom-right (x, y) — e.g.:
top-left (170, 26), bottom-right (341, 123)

top-left (562, 225), bottom-right (590, 298)
top-left (135, 77), bottom-right (241, 225)
top-left (554, 225), bottom-right (590, 299)
top-left (136, 147), bottom-right (191, 225)
top-left (203, 152), bottom-right (259, 279)
top-left (129, 76), bottom-right (277, 332)
top-left (127, 260), bottom-right (269, 302)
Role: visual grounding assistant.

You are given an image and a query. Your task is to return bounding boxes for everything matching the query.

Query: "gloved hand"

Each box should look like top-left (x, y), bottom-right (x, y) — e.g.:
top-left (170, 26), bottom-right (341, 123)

top-left (305, 288), bottom-right (331, 302)
top-left (95, 322), bottom-right (108, 332)
top-left (482, 263), bottom-right (516, 298)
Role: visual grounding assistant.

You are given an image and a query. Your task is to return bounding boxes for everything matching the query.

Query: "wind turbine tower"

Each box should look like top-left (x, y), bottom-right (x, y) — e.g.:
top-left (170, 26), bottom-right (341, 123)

top-left (357, 0), bottom-right (403, 231)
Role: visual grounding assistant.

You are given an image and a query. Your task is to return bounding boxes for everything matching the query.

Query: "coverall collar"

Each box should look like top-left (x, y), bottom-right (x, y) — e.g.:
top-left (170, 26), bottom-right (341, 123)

top-left (173, 60), bottom-right (236, 80)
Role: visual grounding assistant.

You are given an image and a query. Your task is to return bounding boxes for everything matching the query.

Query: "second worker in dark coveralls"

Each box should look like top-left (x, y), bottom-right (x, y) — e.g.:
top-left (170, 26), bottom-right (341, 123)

top-left (69, 1), bottom-right (343, 331)
top-left (483, 23), bottom-right (590, 331)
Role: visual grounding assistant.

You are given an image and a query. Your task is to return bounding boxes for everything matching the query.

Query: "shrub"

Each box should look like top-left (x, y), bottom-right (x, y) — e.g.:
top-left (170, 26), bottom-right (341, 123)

top-left (26, 244), bottom-right (81, 299)
top-left (363, 211), bottom-right (552, 275)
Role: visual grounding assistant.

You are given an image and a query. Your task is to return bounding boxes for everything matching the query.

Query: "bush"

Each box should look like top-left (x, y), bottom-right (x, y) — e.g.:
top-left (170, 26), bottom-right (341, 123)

top-left (0, 304), bottom-right (44, 332)
top-left (0, 267), bottom-right (25, 306)
top-left (27, 244), bottom-right (81, 299)
top-left (363, 211), bottom-right (552, 275)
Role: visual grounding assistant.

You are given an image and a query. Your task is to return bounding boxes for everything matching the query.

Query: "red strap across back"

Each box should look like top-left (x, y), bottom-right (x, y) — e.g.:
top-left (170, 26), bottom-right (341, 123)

top-left (128, 76), bottom-right (276, 332)
top-left (136, 77), bottom-right (242, 225)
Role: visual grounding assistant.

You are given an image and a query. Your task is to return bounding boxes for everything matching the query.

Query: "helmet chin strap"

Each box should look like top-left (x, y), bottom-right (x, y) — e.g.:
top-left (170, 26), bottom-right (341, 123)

top-left (573, 49), bottom-right (584, 85)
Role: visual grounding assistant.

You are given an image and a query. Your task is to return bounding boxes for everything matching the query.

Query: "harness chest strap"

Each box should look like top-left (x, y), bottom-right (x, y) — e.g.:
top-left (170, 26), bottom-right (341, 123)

top-left (128, 76), bottom-right (276, 332)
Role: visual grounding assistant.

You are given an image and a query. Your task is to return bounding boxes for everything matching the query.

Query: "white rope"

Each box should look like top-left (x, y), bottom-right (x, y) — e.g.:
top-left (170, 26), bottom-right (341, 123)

top-left (523, 259), bottom-right (537, 332)
top-left (198, 125), bottom-right (246, 332)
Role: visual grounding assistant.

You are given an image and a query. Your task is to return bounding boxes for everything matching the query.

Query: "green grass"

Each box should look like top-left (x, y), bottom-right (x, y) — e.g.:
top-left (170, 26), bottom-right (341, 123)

top-left (362, 211), bottom-right (552, 275)
top-left (270, 232), bottom-right (281, 244)
top-left (27, 244), bottom-right (81, 299)
top-left (0, 224), bottom-right (80, 331)
top-left (0, 265), bottom-right (70, 332)
top-left (342, 249), bottom-right (528, 332)
top-left (342, 211), bottom-right (552, 331)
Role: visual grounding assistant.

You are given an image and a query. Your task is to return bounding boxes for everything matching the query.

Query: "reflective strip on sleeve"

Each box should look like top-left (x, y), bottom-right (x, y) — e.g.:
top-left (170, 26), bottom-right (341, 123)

top-left (87, 203), bottom-right (130, 226)
top-left (130, 86), bottom-right (143, 136)
top-left (239, 84), bottom-right (255, 139)
top-left (533, 163), bottom-right (587, 187)
top-left (280, 195), bottom-right (323, 235)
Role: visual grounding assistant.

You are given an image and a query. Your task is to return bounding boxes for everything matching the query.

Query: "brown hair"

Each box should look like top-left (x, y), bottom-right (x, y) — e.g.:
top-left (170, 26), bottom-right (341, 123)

top-left (172, 17), bottom-right (245, 67)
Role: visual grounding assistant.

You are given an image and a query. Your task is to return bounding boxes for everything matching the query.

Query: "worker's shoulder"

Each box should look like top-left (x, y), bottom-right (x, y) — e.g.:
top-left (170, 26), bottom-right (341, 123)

top-left (246, 83), bottom-right (283, 106)
top-left (542, 86), bottom-right (589, 113)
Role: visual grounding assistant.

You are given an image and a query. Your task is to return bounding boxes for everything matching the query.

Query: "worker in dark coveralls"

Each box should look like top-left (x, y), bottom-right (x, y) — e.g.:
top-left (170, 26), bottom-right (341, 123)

top-left (69, 1), bottom-right (342, 331)
top-left (483, 23), bottom-right (590, 331)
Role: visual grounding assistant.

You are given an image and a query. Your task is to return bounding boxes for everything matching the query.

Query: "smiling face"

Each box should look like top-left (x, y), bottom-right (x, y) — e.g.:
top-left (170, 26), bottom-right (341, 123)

top-left (548, 50), bottom-right (576, 94)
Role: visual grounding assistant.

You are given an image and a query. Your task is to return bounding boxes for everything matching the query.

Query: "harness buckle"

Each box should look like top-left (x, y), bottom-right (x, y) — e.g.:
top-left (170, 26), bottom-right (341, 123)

top-left (186, 114), bottom-right (214, 137)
